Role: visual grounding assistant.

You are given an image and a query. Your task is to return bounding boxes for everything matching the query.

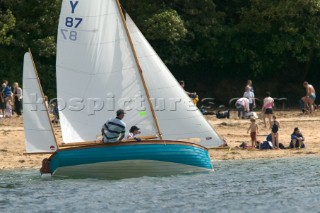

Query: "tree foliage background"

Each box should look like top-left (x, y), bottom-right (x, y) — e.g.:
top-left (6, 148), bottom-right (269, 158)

top-left (1, 0), bottom-right (319, 106)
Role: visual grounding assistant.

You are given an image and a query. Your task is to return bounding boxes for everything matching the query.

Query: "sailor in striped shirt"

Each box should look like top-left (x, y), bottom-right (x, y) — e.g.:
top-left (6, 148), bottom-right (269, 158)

top-left (101, 109), bottom-right (126, 143)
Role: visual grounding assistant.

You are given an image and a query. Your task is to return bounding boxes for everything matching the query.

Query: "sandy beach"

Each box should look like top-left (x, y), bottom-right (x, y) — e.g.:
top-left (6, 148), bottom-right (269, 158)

top-left (0, 110), bottom-right (319, 169)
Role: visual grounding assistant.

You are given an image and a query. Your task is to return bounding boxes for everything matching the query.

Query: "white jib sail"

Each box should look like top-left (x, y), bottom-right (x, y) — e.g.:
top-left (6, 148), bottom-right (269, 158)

top-left (56, 0), bottom-right (158, 143)
top-left (23, 52), bottom-right (57, 153)
top-left (126, 15), bottom-right (224, 148)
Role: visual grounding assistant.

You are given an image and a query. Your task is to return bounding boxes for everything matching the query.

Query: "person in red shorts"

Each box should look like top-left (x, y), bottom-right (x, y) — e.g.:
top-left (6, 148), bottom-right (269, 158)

top-left (247, 118), bottom-right (259, 148)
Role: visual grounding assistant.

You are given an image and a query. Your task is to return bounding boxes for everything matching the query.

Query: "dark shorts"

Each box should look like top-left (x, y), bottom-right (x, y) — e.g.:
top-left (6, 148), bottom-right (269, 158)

top-left (265, 108), bottom-right (273, 114)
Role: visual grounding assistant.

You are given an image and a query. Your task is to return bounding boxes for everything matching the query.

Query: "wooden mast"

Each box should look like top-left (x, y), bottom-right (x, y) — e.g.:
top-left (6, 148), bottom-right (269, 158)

top-left (115, 0), bottom-right (163, 139)
top-left (28, 48), bottom-right (59, 149)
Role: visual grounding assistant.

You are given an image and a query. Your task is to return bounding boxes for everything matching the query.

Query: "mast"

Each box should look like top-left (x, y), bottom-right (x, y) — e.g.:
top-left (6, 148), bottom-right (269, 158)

top-left (28, 48), bottom-right (59, 149)
top-left (115, 0), bottom-right (163, 139)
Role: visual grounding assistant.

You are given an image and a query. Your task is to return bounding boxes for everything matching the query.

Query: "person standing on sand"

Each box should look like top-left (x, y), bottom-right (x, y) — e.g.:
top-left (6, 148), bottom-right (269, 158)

top-left (12, 82), bottom-right (23, 117)
top-left (3, 80), bottom-right (12, 102)
top-left (301, 81), bottom-right (316, 113)
top-left (247, 118), bottom-right (259, 148)
top-left (262, 92), bottom-right (274, 128)
top-left (0, 83), bottom-right (5, 116)
top-left (243, 85), bottom-right (255, 112)
top-left (4, 96), bottom-right (13, 118)
top-left (246, 80), bottom-right (254, 93)
top-left (270, 115), bottom-right (280, 149)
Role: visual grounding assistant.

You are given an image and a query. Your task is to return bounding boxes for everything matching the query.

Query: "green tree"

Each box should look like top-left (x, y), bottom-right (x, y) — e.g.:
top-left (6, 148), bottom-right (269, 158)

top-left (0, 0), bottom-right (60, 97)
top-left (0, 9), bottom-right (15, 45)
top-left (212, 0), bottom-right (320, 78)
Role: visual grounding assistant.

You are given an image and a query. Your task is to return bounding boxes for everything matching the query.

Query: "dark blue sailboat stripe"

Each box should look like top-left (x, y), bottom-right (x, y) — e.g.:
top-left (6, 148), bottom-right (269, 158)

top-left (108, 121), bottom-right (125, 129)
top-left (106, 128), bottom-right (121, 134)
top-left (106, 135), bottom-right (119, 140)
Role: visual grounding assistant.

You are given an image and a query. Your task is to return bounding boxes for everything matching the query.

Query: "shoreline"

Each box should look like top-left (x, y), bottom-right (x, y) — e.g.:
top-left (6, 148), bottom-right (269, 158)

top-left (0, 110), bottom-right (319, 169)
top-left (208, 110), bottom-right (320, 161)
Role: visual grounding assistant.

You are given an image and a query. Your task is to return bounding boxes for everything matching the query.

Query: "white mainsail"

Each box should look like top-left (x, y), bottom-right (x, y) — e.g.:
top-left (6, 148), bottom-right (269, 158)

top-left (126, 15), bottom-right (224, 148)
top-left (56, 0), bottom-right (158, 143)
top-left (23, 52), bottom-right (57, 153)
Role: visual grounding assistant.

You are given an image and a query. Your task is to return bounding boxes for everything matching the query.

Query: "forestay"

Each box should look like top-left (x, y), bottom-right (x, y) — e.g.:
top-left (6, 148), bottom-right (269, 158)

top-left (23, 52), bottom-right (57, 153)
top-left (126, 15), bottom-right (224, 148)
top-left (56, 0), bottom-right (158, 143)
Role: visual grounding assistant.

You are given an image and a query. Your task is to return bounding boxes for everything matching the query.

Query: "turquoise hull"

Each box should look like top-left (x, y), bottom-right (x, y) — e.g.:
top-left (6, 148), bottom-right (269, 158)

top-left (49, 141), bottom-right (213, 179)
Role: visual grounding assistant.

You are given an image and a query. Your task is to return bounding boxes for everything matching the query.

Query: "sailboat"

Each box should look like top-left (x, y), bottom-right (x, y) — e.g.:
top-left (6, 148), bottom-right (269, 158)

top-left (23, 0), bottom-right (224, 179)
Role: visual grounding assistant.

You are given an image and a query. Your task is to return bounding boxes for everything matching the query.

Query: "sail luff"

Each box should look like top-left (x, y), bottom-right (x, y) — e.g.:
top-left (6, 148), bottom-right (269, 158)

top-left (28, 49), bottom-right (59, 149)
top-left (23, 51), bottom-right (58, 153)
top-left (115, 0), bottom-right (163, 139)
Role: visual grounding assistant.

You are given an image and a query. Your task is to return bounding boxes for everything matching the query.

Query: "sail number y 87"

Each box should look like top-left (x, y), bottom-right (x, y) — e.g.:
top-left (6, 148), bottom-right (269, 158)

top-left (60, 1), bottom-right (81, 41)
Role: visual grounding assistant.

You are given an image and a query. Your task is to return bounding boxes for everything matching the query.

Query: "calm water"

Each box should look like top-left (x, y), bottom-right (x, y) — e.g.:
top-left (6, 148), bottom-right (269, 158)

top-left (1, 157), bottom-right (320, 213)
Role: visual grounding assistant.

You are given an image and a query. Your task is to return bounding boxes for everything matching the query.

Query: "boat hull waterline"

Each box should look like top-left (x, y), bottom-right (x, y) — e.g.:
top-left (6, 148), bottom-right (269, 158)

top-left (47, 141), bottom-right (213, 178)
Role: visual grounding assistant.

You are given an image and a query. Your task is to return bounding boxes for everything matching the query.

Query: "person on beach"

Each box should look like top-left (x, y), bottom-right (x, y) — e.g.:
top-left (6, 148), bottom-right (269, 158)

top-left (1, 81), bottom-right (12, 117)
top-left (301, 82), bottom-right (316, 113)
top-left (101, 109), bottom-right (126, 143)
top-left (12, 82), bottom-right (23, 117)
top-left (0, 83), bottom-right (5, 116)
top-left (243, 85), bottom-right (255, 112)
top-left (125, 125), bottom-right (142, 142)
top-left (4, 96), bottom-right (13, 118)
top-left (262, 91), bottom-right (274, 128)
top-left (235, 97), bottom-right (250, 119)
top-left (263, 134), bottom-right (285, 149)
top-left (51, 102), bottom-right (59, 124)
top-left (246, 79), bottom-right (254, 93)
top-left (289, 127), bottom-right (305, 149)
top-left (179, 80), bottom-right (199, 106)
top-left (247, 118), bottom-right (259, 148)
top-left (270, 115), bottom-right (280, 149)
top-left (3, 80), bottom-right (12, 101)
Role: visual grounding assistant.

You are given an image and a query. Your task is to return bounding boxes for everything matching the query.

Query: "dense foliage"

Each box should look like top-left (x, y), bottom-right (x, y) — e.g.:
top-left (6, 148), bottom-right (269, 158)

top-left (1, 0), bottom-right (319, 105)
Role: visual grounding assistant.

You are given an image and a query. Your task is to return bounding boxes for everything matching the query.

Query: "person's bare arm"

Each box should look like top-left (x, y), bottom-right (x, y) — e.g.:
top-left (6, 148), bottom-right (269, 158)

top-left (262, 98), bottom-right (266, 111)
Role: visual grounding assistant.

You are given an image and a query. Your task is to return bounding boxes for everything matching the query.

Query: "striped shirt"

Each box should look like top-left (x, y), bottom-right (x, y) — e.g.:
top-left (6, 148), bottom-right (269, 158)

top-left (102, 117), bottom-right (126, 142)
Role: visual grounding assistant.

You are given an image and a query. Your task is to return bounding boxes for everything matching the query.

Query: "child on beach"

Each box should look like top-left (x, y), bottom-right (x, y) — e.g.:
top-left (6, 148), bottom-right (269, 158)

top-left (5, 97), bottom-right (13, 118)
top-left (247, 118), bottom-right (259, 148)
top-left (270, 115), bottom-right (280, 149)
